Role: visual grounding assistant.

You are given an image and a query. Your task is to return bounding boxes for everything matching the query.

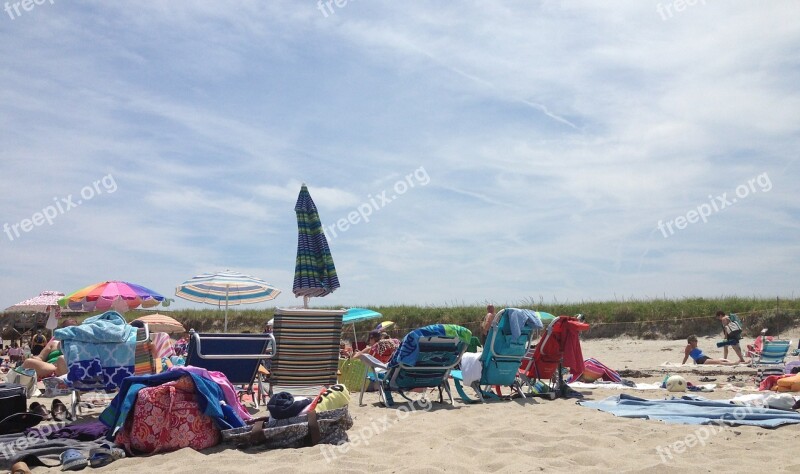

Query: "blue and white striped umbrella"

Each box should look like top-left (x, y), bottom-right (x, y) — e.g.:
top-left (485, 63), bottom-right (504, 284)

top-left (175, 270), bottom-right (281, 331)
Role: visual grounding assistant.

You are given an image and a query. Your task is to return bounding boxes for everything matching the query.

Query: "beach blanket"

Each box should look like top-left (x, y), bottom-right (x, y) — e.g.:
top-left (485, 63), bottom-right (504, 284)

top-left (579, 394), bottom-right (800, 427)
top-left (504, 308), bottom-right (544, 339)
top-left (54, 311), bottom-right (137, 391)
top-left (389, 324), bottom-right (471, 368)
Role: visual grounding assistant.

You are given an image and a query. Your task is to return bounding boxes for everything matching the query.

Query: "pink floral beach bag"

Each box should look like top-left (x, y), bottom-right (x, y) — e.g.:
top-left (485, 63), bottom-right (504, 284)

top-left (116, 376), bottom-right (220, 455)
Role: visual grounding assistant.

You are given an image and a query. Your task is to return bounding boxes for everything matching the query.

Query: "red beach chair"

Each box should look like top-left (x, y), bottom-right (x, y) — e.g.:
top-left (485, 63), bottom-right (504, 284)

top-left (517, 315), bottom-right (589, 399)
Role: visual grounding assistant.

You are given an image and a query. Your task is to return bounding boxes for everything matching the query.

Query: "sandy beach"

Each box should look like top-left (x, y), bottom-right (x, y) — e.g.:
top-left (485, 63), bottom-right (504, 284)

top-left (14, 329), bottom-right (800, 473)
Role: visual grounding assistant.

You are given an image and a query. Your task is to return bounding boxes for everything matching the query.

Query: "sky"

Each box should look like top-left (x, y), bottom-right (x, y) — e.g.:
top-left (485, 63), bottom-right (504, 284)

top-left (1, 1), bottom-right (799, 312)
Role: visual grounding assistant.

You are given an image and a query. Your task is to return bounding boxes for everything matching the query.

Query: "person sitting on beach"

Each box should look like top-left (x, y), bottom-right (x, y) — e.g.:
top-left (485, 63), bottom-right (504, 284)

top-left (682, 335), bottom-right (739, 366)
top-left (715, 310), bottom-right (746, 363)
top-left (354, 330), bottom-right (400, 364)
top-left (20, 319), bottom-right (78, 379)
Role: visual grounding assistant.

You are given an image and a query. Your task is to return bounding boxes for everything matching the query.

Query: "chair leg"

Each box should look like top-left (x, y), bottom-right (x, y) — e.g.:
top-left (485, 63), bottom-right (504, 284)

top-left (443, 382), bottom-right (454, 405)
top-left (381, 385), bottom-right (394, 407)
top-left (453, 378), bottom-right (476, 404)
top-left (514, 381), bottom-right (526, 398)
top-left (359, 369), bottom-right (371, 407)
top-left (70, 391), bottom-right (78, 420)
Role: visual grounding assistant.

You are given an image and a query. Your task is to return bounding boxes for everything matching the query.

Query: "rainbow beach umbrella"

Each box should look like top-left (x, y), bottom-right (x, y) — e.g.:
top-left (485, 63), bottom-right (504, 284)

top-left (58, 281), bottom-right (165, 313)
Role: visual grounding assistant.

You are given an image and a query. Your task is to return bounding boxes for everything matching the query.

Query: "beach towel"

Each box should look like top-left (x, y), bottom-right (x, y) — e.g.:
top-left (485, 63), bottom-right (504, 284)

top-left (581, 358), bottom-right (622, 383)
top-left (389, 324), bottom-right (472, 368)
top-left (54, 311), bottom-right (137, 391)
top-left (579, 394), bottom-right (800, 427)
top-left (569, 381), bottom-right (662, 391)
top-left (459, 352), bottom-right (483, 386)
top-left (504, 308), bottom-right (544, 339)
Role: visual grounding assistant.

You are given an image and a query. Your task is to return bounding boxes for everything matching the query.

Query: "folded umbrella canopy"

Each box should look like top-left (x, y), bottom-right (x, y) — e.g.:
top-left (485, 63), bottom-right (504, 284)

top-left (175, 270), bottom-right (281, 332)
top-left (292, 184), bottom-right (340, 307)
top-left (58, 281), bottom-right (165, 313)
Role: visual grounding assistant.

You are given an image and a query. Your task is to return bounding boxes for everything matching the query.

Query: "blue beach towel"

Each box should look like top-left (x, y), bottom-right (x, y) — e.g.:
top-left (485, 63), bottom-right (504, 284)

top-left (55, 311), bottom-right (137, 391)
top-left (504, 308), bottom-right (544, 339)
top-left (579, 394), bottom-right (800, 428)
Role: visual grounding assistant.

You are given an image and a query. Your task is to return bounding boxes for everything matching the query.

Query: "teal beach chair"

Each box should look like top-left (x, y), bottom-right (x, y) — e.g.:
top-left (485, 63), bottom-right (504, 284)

top-left (753, 338), bottom-right (792, 380)
top-left (361, 324), bottom-right (469, 407)
top-left (452, 308), bottom-right (540, 403)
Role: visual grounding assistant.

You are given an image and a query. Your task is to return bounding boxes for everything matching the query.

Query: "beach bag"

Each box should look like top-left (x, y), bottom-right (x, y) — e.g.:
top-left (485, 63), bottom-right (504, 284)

top-left (6, 367), bottom-right (39, 398)
top-left (337, 358), bottom-right (368, 393)
top-left (42, 376), bottom-right (72, 398)
top-left (221, 406), bottom-right (353, 449)
top-left (116, 376), bottom-right (220, 455)
top-left (0, 383), bottom-right (27, 420)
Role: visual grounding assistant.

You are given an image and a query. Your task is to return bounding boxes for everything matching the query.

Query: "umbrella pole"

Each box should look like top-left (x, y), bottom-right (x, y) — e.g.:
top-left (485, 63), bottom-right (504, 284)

top-left (224, 286), bottom-right (229, 332)
top-left (303, 295), bottom-right (309, 309)
top-left (352, 323), bottom-right (358, 347)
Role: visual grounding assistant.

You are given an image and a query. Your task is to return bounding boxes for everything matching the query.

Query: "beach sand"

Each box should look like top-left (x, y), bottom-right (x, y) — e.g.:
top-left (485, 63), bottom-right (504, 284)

top-left (22, 329), bottom-right (800, 473)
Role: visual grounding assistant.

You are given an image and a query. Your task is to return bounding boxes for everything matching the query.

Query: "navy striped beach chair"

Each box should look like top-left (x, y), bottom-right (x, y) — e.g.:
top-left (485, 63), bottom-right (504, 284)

top-left (270, 307), bottom-right (345, 397)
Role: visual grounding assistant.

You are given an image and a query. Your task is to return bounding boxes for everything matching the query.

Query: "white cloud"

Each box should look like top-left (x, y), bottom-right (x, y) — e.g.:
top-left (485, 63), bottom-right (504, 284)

top-left (1, 1), bottom-right (799, 308)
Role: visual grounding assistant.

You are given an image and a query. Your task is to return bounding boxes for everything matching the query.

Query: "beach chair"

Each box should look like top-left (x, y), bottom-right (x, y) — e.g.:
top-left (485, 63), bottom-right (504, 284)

top-left (451, 308), bottom-right (538, 403)
top-left (751, 338), bottom-right (792, 381)
top-left (269, 307), bottom-right (345, 397)
top-left (517, 315), bottom-right (589, 400)
top-left (745, 329), bottom-right (774, 360)
top-left (64, 325), bottom-right (155, 419)
top-left (360, 324), bottom-right (470, 407)
top-left (185, 331), bottom-right (275, 408)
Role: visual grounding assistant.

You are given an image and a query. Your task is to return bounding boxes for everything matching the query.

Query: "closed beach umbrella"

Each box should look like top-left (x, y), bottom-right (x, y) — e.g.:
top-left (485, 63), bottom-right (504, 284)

top-left (58, 281), bottom-right (165, 313)
top-left (132, 313), bottom-right (185, 334)
top-left (175, 270), bottom-right (281, 332)
top-left (292, 184), bottom-right (340, 307)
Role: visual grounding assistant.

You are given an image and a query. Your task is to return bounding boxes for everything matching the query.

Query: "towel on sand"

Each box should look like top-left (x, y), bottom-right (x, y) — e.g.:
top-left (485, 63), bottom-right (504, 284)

top-left (580, 394), bottom-right (800, 427)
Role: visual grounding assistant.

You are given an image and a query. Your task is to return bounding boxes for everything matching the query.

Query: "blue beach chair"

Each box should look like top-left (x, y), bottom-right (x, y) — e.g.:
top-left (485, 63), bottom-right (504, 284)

top-left (360, 324), bottom-right (470, 407)
top-left (451, 308), bottom-right (540, 403)
top-left (186, 331), bottom-right (275, 407)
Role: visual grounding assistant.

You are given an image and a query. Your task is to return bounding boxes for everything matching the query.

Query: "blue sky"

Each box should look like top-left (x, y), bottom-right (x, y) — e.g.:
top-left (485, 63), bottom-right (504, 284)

top-left (1, 1), bottom-right (799, 311)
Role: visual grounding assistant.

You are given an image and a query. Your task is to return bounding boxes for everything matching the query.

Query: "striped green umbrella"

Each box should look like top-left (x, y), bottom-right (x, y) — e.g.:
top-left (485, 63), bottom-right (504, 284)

top-left (292, 184), bottom-right (340, 307)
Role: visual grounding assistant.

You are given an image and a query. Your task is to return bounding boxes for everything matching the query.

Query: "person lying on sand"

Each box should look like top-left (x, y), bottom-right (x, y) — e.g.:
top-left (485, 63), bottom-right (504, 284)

top-left (682, 335), bottom-right (740, 366)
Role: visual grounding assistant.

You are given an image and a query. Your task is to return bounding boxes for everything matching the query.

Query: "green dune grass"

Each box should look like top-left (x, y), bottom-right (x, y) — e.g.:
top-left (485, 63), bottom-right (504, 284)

top-left (117, 296), bottom-right (800, 340)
